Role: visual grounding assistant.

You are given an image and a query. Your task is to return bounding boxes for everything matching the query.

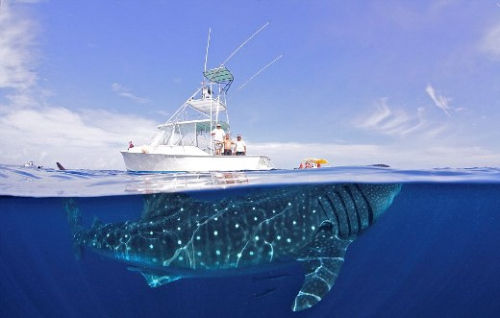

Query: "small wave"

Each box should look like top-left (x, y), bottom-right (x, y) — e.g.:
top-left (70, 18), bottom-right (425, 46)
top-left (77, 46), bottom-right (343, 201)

top-left (0, 164), bottom-right (499, 198)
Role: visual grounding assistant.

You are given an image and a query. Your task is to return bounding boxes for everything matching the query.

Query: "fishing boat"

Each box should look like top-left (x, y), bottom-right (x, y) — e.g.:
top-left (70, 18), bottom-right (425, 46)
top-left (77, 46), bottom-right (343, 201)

top-left (121, 26), bottom-right (274, 172)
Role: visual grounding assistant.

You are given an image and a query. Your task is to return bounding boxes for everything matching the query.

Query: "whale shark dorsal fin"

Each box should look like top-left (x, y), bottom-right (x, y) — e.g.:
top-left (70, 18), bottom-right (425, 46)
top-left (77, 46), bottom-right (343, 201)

top-left (292, 222), bottom-right (353, 312)
top-left (128, 266), bottom-right (182, 287)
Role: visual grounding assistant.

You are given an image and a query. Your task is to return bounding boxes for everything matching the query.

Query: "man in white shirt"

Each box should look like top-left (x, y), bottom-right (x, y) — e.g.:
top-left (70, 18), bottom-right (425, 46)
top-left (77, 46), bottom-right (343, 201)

top-left (234, 135), bottom-right (246, 156)
top-left (211, 123), bottom-right (226, 155)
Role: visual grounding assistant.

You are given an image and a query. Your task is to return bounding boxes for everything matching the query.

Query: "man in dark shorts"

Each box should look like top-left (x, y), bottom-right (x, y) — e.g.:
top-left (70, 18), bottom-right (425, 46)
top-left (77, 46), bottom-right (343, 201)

top-left (223, 135), bottom-right (233, 155)
top-left (234, 135), bottom-right (246, 155)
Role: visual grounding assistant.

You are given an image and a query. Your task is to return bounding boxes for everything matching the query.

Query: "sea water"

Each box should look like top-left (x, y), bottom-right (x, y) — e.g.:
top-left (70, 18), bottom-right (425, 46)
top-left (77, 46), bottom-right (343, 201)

top-left (0, 165), bottom-right (499, 318)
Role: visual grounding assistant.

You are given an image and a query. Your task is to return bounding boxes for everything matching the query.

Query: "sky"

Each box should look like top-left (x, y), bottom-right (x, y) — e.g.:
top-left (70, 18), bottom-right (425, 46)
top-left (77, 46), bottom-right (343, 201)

top-left (1, 0), bottom-right (500, 169)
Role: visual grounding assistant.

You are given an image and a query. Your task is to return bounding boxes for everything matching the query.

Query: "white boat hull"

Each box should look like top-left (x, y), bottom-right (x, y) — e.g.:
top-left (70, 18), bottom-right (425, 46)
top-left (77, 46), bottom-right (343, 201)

top-left (121, 151), bottom-right (272, 172)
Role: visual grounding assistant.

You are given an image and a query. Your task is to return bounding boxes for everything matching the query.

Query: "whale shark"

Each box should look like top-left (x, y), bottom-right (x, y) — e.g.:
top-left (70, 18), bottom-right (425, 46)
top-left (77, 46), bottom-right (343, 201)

top-left (66, 183), bottom-right (401, 311)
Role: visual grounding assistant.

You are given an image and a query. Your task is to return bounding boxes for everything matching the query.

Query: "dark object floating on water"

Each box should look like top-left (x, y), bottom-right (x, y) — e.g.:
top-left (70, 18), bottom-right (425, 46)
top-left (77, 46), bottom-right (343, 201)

top-left (65, 183), bottom-right (401, 312)
top-left (56, 162), bottom-right (66, 170)
top-left (23, 161), bottom-right (43, 169)
top-left (371, 164), bottom-right (390, 168)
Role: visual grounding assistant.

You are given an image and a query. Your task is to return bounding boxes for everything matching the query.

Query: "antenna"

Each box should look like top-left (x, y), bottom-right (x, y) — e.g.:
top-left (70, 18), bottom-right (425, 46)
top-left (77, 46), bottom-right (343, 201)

top-left (238, 54), bottom-right (283, 90)
top-left (204, 28), bottom-right (211, 72)
top-left (221, 22), bottom-right (270, 66)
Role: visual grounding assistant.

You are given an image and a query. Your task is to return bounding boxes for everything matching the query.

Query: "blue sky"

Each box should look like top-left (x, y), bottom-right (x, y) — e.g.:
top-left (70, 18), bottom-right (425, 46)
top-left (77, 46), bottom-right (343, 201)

top-left (1, 0), bottom-right (500, 169)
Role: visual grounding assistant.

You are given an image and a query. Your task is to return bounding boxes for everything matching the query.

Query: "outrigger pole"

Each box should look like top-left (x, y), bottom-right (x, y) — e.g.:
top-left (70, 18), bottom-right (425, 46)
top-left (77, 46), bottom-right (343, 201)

top-left (221, 21), bottom-right (270, 66)
top-left (204, 28), bottom-right (211, 73)
top-left (238, 54), bottom-right (283, 90)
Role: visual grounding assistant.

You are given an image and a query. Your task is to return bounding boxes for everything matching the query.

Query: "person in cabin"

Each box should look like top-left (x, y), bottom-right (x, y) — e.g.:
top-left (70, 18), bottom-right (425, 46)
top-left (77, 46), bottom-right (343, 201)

top-left (234, 135), bottom-right (247, 156)
top-left (211, 123), bottom-right (226, 155)
top-left (128, 141), bottom-right (134, 150)
top-left (223, 134), bottom-right (234, 156)
top-left (202, 87), bottom-right (211, 99)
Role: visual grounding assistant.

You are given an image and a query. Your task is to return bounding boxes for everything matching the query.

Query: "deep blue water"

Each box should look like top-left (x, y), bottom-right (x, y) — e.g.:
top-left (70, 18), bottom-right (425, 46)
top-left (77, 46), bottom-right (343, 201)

top-left (1, 165), bottom-right (500, 317)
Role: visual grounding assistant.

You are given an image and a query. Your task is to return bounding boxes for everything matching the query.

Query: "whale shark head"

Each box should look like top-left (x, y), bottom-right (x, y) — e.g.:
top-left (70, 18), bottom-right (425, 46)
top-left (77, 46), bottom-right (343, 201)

top-left (358, 183), bottom-right (401, 220)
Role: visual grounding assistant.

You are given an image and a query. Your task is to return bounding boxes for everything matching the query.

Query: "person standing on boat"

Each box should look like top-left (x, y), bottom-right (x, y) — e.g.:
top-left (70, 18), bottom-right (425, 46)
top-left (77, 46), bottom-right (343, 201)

top-left (234, 135), bottom-right (246, 156)
top-left (223, 134), bottom-right (234, 156)
top-left (211, 123), bottom-right (226, 155)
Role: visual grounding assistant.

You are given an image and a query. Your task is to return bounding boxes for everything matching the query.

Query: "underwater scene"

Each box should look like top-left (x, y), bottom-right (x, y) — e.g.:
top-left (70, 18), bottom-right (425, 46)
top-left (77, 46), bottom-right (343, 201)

top-left (1, 166), bottom-right (500, 317)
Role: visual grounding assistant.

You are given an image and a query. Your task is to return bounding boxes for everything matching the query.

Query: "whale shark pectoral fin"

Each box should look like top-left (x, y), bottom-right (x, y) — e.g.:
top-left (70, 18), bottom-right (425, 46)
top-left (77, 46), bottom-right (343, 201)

top-left (140, 272), bottom-right (182, 288)
top-left (292, 224), bottom-right (353, 312)
top-left (127, 266), bottom-right (182, 287)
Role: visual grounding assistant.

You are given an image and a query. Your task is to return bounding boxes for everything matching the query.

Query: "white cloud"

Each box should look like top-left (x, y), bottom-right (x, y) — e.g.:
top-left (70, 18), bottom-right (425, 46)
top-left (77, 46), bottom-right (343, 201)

top-left (480, 23), bottom-right (500, 59)
top-left (111, 82), bottom-right (150, 104)
top-left (428, 0), bottom-right (459, 14)
top-left (425, 84), bottom-right (452, 116)
top-left (0, 2), bottom-right (159, 170)
top-left (0, 105), bottom-right (498, 170)
top-left (0, 0), bottom-right (37, 90)
top-left (355, 98), bottom-right (429, 137)
top-left (0, 106), bottom-right (157, 169)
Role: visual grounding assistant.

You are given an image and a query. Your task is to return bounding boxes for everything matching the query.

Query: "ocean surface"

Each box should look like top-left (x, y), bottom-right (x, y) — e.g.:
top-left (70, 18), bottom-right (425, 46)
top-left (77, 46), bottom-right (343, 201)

top-left (1, 164), bottom-right (499, 318)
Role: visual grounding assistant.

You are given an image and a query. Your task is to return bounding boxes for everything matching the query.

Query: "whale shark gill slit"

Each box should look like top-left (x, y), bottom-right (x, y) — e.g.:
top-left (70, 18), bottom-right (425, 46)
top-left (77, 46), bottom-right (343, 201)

top-left (354, 183), bottom-right (375, 227)
top-left (65, 183), bottom-right (401, 312)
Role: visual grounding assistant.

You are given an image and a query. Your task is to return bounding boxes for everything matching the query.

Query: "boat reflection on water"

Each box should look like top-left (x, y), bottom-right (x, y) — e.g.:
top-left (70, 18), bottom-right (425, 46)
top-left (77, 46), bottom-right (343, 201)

top-left (67, 182), bottom-right (401, 311)
top-left (124, 172), bottom-right (249, 194)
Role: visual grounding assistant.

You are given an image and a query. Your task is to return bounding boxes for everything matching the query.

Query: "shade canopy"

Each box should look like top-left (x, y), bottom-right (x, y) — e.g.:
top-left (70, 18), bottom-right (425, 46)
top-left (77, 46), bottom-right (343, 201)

top-left (203, 66), bottom-right (234, 84)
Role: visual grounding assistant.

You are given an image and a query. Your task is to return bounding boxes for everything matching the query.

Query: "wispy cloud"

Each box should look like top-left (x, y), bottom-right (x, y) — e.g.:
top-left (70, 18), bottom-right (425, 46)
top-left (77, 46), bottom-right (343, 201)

top-left (425, 84), bottom-right (452, 116)
top-left (480, 22), bottom-right (500, 60)
top-left (0, 106), bottom-right (156, 169)
top-left (111, 82), bottom-right (150, 104)
top-left (428, 0), bottom-right (459, 15)
top-left (355, 98), bottom-right (428, 137)
top-left (0, 0), bottom-right (37, 90)
top-left (0, 3), bottom-right (158, 169)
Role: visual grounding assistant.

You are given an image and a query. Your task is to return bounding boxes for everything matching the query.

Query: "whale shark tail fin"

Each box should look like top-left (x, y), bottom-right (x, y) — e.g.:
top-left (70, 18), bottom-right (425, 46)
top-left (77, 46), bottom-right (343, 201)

top-left (292, 222), bottom-right (352, 312)
top-left (64, 198), bottom-right (84, 259)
